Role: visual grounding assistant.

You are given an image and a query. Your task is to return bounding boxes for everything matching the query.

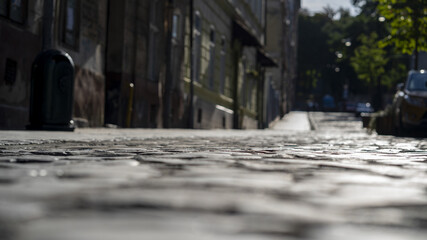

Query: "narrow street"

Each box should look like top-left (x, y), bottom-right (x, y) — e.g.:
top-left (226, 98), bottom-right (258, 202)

top-left (0, 112), bottom-right (426, 240)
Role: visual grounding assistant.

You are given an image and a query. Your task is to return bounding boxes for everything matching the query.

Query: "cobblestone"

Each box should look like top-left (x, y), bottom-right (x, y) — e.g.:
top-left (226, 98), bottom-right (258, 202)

top-left (0, 112), bottom-right (426, 239)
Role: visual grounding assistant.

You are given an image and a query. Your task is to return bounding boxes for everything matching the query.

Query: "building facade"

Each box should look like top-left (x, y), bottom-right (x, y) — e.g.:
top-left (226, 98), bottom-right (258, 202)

top-left (282, 0), bottom-right (299, 114)
top-left (0, 0), bottom-right (298, 130)
top-left (184, 0), bottom-right (277, 129)
top-left (0, 0), bottom-right (107, 129)
top-left (265, 0), bottom-right (300, 126)
top-left (104, 0), bottom-right (161, 128)
top-left (0, 0), bottom-right (41, 129)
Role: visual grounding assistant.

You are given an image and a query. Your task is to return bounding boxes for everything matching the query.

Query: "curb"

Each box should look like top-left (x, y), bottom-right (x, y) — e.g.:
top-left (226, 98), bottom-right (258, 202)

top-left (266, 116), bottom-right (282, 129)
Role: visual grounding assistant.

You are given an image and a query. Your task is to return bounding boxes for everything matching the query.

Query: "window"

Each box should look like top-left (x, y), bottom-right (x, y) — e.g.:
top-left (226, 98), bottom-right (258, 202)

top-left (209, 26), bottom-right (215, 42)
top-left (60, 0), bottom-right (80, 49)
top-left (172, 14), bottom-right (180, 39)
top-left (0, 1), bottom-right (6, 16)
top-left (0, 0), bottom-right (27, 24)
top-left (170, 12), bottom-right (181, 86)
top-left (193, 11), bottom-right (202, 83)
top-left (408, 73), bottom-right (427, 91)
top-left (246, 0), bottom-right (263, 23)
top-left (247, 78), bottom-right (254, 109)
top-left (4, 58), bottom-right (17, 85)
top-left (197, 108), bottom-right (202, 123)
top-left (241, 58), bottom-right (247, 105)
top-left (150, 104), bottom-right (157, 125)
top-left (208, 26), bottom-right (216, 89)
top-left (219, 36), bottom-right (226, 94)
top-left (256, 0), bottom-right (263, 22)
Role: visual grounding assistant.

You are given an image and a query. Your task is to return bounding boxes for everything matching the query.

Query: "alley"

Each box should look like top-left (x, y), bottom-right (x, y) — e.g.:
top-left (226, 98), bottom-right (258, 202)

top-left (0, 112), bottom-right (426, 240)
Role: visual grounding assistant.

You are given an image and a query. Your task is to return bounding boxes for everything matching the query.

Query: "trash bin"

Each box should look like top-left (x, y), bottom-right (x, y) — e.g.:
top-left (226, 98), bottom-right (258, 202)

top-left (27, 49), bottom-right (75, 131)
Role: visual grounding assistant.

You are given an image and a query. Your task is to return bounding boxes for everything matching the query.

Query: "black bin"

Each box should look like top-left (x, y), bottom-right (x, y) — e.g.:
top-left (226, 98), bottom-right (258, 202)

top-left (27, 49), bottom-right (75, 131)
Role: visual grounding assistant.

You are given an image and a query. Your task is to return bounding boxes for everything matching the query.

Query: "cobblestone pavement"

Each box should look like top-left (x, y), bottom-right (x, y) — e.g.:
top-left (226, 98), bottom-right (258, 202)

top-left (0, 112), bottom-right (426, 240)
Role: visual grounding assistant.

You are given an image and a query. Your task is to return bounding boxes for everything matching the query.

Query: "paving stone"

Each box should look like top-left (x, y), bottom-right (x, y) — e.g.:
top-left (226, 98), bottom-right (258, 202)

top-left (0, 112), bottom-right (426, 239)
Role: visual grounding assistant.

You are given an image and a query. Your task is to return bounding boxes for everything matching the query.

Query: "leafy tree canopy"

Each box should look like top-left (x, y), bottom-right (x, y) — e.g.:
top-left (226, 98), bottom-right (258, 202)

top-left (297, 0), bottom-right (409, 104)
top-left (376, 0), bottom-right (427, 60)
top-left (351, 33), bottom-right (388, 85)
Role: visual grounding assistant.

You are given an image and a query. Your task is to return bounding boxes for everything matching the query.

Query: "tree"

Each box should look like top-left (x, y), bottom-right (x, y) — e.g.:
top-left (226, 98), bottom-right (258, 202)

top-left (298, 1), bottom-right (409, 108)
top-left (376, 0), bottom-right (427, 70)
top-left (351, 33), bottom-right (388, 85)
top-left (297, 11), bottom-right (335, 100)
top-left (351, 33), bottom-right (388, 110)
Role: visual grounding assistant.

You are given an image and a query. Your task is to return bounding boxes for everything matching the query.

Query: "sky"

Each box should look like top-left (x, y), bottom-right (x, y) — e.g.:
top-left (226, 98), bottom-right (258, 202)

top-left (301, 0), bottom-right (358, 15)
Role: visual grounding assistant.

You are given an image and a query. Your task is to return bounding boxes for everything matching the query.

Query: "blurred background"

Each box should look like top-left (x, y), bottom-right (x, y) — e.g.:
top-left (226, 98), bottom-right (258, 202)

top-left (0, 0), bottom-right (425, 133)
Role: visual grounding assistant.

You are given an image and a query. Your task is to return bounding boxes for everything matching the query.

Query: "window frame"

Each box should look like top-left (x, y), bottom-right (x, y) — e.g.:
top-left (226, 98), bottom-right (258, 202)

top-left (171, 12), bottom-right (181, 41)
top-left (240, 57), bottom-right (247, 105)
top-left (147, 0), bottom-right (160, 82)
top-left (193, 10), bottom-right (202, 83)
top-left (0, 0), bottom-right (28, 25)
top-left (59, 0), bottom-right (81, 50)
top-left (208, 25), bottom-right (216, 89)
top-left (219, 36), bottom-right (226, 94)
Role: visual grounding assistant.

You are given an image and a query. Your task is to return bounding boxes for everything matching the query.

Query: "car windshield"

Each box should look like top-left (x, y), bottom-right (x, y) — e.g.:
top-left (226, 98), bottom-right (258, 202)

top-left (407, 73), bottom-right (427, 91)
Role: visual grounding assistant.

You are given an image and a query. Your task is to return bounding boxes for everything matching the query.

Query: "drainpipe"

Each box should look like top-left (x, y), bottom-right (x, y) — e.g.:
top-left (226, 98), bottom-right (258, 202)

top-left (163, 0), bottom-right (174, 128)
top-left (280, 1), bottom-right (287, 117)
top-left (257, 64), bottom-right (264, 129)
top-left (42, 0), bottom-right (54, 50)
top-left (104, 0), bottom-right (111, 126)
top-left (126, 0), bottom-right (139, 128)
top-left (260, 0), bottom-right (268, 129)
top-left (188, 0), bottom-right (194, 128)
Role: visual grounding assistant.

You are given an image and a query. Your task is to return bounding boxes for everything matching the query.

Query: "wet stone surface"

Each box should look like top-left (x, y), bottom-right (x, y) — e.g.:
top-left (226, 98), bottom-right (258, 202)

top-left (0, 112), bottom-right (426, 240)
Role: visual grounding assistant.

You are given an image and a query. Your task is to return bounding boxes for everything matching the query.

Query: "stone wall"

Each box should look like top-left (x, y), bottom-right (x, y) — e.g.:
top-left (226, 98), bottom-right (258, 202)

top-left (73, 66), bottom-right (105, 127)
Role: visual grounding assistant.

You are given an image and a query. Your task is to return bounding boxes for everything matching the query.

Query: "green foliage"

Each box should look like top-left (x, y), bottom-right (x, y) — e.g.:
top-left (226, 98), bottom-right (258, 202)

top-left (297, 11), bottom-right (335, 96)
top-left (350, 33), bottom-right (388, 85)
top-left (304, 69), bottom-right (320, 88)
top-left (297, 0), bottom-right (410, 102)
top-left (376, 0), bottom-right (427, 55)
top-left (381, 63), bottom-right (407, 87)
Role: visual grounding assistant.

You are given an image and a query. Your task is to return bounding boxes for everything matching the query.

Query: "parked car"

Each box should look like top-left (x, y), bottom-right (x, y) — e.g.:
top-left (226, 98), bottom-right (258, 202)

top-left (355, 102), bottom-right (374, 117)
top-left (345, 102), bottom-right (357, 112)
top-left (393, 70), bottom-right (427, 133)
